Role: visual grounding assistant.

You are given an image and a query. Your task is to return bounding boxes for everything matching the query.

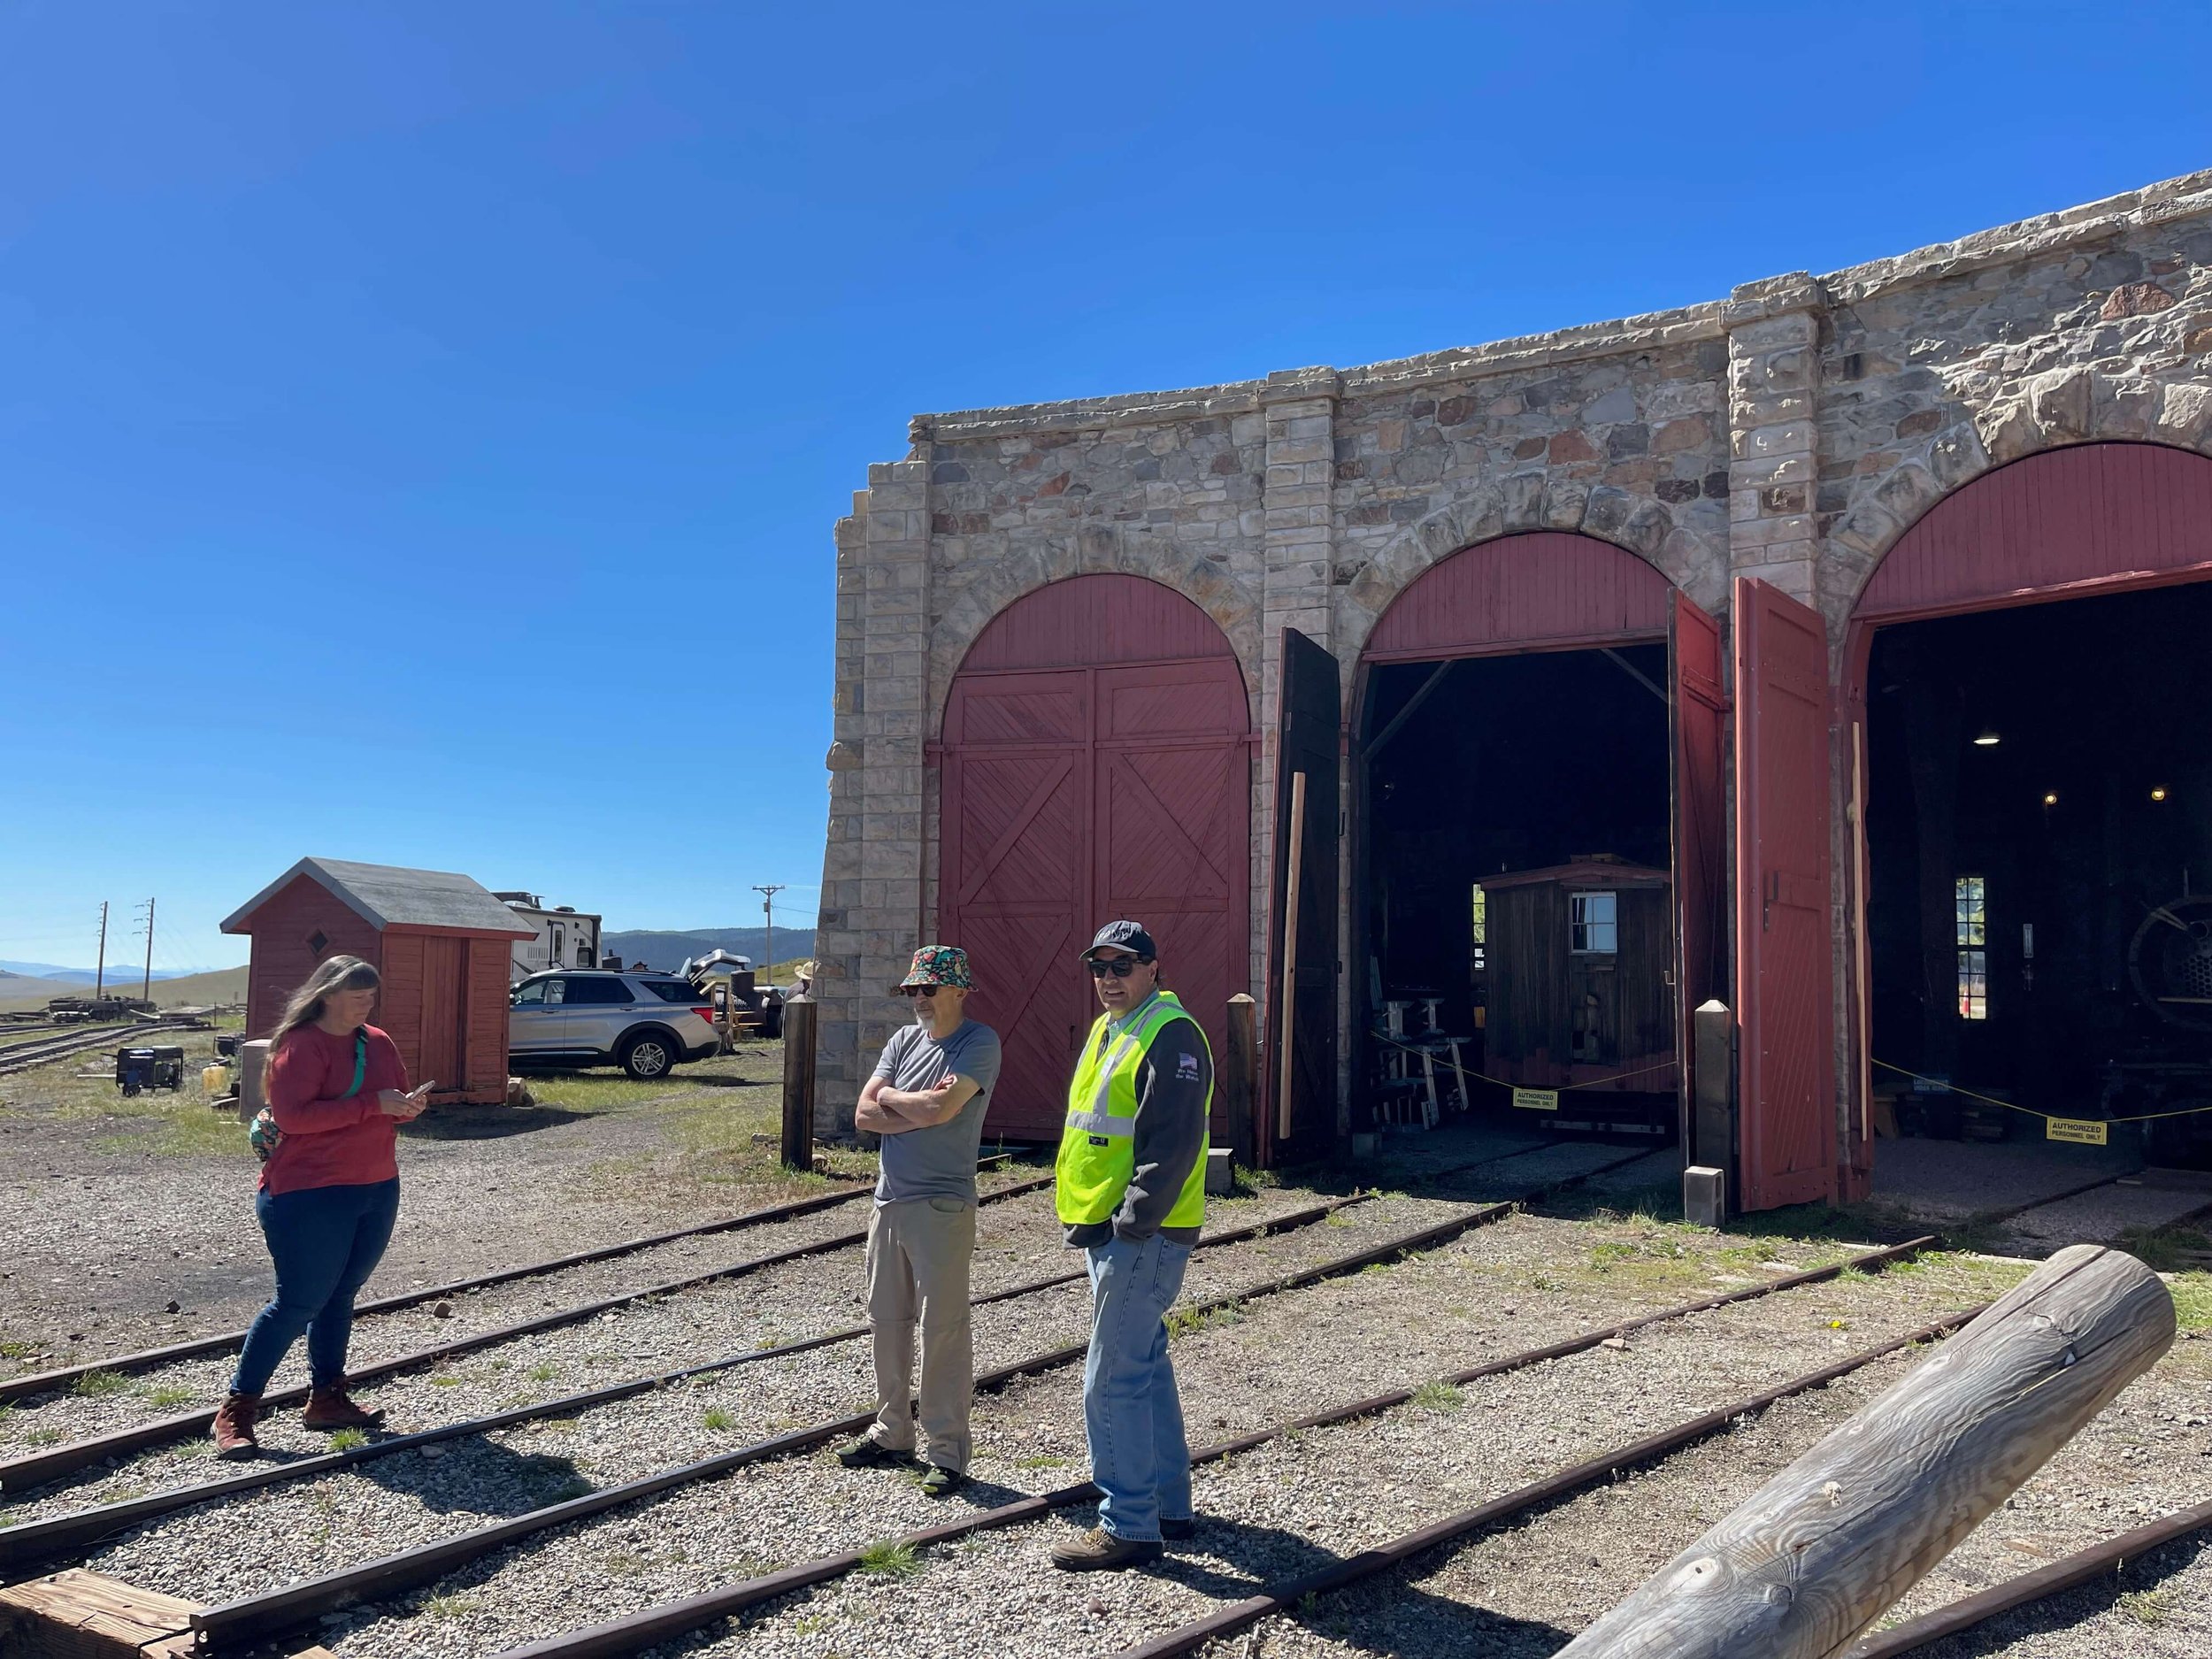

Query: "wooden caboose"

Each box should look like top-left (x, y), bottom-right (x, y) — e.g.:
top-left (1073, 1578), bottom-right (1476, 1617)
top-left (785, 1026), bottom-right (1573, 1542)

top-left (222, 857), bottom-right (536, 1105)
top-left (1477, 856), bottom-right (1676, 1094)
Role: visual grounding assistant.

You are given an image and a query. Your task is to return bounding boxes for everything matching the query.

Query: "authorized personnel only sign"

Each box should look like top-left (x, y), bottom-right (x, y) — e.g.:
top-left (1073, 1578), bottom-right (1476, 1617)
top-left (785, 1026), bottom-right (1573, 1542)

top-left (2046, 1117), bottom-right (2109, 1146)
top-left (1512, 1087), bottom-right (1559, 1112)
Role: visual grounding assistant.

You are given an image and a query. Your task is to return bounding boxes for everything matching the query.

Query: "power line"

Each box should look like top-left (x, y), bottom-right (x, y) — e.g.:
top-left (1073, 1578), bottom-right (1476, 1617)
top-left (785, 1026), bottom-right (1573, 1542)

top-left (752, 884), bottom-right (787, 977)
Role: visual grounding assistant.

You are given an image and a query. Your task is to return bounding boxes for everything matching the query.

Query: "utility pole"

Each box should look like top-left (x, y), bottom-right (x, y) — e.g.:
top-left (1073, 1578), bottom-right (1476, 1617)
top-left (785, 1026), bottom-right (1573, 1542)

top-left (94, 902), bottom-right (109, 999)
top-left (751, 884), bottom-right (787, 979)
top-left (135, 897), bottom-right (156, 1002)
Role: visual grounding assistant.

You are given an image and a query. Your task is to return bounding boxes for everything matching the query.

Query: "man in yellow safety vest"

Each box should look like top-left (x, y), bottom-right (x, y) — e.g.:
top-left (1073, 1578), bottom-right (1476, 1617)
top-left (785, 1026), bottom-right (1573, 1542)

top-left (1049, 920), bottom-right (1212, 1571)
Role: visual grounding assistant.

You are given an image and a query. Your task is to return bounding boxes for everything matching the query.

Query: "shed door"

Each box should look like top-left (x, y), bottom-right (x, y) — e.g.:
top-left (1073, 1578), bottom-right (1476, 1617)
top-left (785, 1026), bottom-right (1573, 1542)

top-left (941, 577), bottom-right (1251, 1142)
top-left (940, 668), bottom-right (1093, 1140)
top-left (1263, 627), bottom-right (1340, 1164)
top-left (1732, 577), bottom-right (1835, 1210)
top-left (419, 936), bottom-right (465, 1094)
top-left (1670, 591), bottom-right (1729, 1157)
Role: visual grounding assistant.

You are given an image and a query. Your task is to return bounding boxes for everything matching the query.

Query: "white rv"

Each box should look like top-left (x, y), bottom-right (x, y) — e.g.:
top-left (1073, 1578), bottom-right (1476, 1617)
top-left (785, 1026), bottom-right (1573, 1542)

top-left (495, 893), bottom-right (603, 983)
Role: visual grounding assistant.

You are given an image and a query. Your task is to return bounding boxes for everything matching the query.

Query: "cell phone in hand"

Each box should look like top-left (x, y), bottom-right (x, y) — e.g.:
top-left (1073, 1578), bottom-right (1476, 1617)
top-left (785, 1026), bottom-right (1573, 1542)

top-left (413, 1081), bottom-right (437, 1097)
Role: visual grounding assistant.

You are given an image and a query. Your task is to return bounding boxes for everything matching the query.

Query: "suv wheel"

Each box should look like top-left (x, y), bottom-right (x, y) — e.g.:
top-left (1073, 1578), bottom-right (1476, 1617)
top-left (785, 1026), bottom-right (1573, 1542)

top-left (619, 1032), bottom-right (678, 1080)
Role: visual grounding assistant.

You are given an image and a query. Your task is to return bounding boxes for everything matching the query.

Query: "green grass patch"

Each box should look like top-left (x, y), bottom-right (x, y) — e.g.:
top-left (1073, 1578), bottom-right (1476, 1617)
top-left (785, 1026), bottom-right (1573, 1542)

top-left (147, 1385), bottom-right (196, 1409)
top-left (429, 1375), bottom-right (461, 1388)
top-left (1165, 1300), bottom-right (1248, 1339)
top-left (328, 1427), bottom-right (369, 1451)
top-left (2117, 1223), bottom-right (2212, 1274)
top-left (1410, 1379), bottom-right (1464, 1413)
top-left (2168, 1273), bottom-right (2212, 1333)
top-left (702, 1407), bottom-right (737, 1432)
top-left (527, 1363), bottom-right (557, 1383)
top-left (1014, 1452), bottom-right (1070, 1470)
top-left (72, 1370), bottom-right (130, 1398)
top-left (858, 1540), bottom-right (921, 1578)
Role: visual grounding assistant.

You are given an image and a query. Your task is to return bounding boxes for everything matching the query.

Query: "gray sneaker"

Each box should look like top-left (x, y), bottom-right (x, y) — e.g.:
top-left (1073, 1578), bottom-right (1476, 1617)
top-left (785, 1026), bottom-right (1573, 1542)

top-left (1051, 1525), bottom-right (1164, 1571)
top-left (835, 1436), bottom-right (915, 1471)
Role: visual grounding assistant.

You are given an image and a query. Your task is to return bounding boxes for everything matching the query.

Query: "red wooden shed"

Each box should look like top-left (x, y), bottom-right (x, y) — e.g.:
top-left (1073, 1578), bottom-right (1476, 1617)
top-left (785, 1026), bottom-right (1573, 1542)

top-left (221, 857), bottom-right (536, 1106)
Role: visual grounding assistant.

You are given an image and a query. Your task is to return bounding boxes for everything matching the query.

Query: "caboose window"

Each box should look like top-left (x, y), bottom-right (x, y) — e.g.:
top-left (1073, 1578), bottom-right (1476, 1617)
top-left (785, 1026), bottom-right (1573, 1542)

top-left (1570, 892), bottom-right (1617, 954)
top-left (1955, 875), bottom-right (1988, 1019)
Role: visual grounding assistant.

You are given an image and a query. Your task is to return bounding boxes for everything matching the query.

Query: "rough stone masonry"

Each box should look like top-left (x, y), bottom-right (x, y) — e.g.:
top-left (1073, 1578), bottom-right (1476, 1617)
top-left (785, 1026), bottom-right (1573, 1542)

top-left (810, 167), bottom-right (2212, 1144)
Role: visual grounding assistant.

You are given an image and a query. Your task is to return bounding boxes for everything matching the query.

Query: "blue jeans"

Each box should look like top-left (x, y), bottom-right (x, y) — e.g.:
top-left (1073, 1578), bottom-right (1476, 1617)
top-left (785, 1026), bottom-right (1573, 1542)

top-left (1083, 1232), bottom-right (1194, 1542)
top-left (232, 1179), bottom-right (400, 1395)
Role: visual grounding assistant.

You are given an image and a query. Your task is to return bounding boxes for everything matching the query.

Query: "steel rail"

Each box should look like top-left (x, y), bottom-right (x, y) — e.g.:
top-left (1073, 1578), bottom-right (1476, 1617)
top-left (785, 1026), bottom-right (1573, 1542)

top-left (183, 1190), bottom-right (1563, 1651)
top-left (0, 1135), bottom-right (1600, 1494)
top-left (1843, 1492), bottom-right (2212, 1657)
top-left (0, 1020), bottom-right (196, 1077)
top-left (485, 1234), bottom-right (1939, 1659)
top-left (0, 1192), bottom-right (1367, 1567)
top-left (1114, 1310), bottom-right (1984, 1659)
top-left (0, 1172), bottom-right (1054, 1493)
top-left (0, 1179), bottom-right (896, 1405)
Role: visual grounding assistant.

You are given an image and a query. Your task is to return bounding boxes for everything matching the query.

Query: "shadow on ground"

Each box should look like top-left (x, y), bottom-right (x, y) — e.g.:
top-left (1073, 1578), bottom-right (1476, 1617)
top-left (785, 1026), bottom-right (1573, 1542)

top-left (400, 1106), bottom-right (597, 1141)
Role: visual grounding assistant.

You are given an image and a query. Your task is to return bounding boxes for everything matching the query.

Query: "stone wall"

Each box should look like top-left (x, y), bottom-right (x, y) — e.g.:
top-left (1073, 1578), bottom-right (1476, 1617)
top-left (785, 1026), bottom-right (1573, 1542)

top-left (810, 167), bottom-right (2212, 1161)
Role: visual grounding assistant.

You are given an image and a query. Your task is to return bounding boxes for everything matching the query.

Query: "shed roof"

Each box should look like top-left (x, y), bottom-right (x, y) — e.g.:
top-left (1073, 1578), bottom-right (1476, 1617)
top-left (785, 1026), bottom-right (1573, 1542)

top-left (221, 857), bottom-right (538, 938)
top-left (1478, 856), bottom-right (1670, 892)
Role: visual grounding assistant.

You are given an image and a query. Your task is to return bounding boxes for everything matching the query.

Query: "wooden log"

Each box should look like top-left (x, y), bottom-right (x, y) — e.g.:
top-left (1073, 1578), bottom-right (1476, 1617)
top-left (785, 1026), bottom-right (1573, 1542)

top-left (1554, 1243), bottom-right (2174, 1659)
top-left (1222, 994), bottom-right (1258, 1168)
top-left (779, 996), bottom-right (816, 1173)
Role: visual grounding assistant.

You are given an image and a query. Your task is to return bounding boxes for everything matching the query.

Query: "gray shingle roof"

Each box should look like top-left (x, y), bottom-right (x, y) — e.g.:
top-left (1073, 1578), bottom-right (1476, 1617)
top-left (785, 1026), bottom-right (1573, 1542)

top-left (221, 857), bottom-right (538, 937)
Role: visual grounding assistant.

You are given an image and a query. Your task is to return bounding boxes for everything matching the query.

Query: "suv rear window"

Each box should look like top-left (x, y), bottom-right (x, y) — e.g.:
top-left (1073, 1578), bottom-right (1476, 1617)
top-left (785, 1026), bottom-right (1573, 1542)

top-left (563, 977), bottom-right (635, 1006)
top-left (641, 980), bottom-right (703, 1003)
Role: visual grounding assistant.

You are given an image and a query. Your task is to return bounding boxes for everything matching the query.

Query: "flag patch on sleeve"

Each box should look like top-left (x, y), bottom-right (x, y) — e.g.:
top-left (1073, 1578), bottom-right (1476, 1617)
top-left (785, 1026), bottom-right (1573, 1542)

top-left (1176, 1051), bottom-right (1202, 1081)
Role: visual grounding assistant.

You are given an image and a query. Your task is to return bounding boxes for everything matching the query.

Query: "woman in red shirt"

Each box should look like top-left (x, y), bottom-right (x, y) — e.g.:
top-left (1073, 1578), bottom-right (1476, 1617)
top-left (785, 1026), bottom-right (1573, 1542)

top-left (213, 956), bottom-right (431, 1455)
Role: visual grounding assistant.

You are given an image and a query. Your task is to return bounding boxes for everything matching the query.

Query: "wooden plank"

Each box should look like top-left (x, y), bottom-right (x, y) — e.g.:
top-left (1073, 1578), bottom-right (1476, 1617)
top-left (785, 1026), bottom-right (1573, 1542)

top-left (0, 1568), bottom-right (200, 1658)
top-left (1554, 1243), bottom-right (2176, 1659)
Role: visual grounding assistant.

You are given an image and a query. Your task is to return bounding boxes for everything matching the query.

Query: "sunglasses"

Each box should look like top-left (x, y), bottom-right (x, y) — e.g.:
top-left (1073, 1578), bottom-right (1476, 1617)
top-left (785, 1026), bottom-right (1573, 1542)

top-left (899, 984), bottom-right (941, 998)
top-left (1087, 956), bottom-right (1151, 979)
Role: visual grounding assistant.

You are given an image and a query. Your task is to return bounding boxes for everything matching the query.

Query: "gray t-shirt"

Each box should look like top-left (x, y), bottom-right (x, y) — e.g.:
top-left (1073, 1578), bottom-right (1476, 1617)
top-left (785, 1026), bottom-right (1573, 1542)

top-left (870, 1018), bottom-right (1003, 1206)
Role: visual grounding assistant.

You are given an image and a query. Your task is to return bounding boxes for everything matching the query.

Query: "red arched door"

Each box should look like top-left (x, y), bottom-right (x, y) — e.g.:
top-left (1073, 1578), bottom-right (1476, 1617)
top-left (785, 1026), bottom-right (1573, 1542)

top-left (940, 575), bottom-right (1251, 1140)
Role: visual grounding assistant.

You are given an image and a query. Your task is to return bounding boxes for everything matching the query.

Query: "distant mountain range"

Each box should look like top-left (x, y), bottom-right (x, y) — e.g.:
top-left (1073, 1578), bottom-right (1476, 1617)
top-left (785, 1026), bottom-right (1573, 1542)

top-left (602, 927), bottom-right (817, 972)
top-left (0, 959), bottom-right (231, 982)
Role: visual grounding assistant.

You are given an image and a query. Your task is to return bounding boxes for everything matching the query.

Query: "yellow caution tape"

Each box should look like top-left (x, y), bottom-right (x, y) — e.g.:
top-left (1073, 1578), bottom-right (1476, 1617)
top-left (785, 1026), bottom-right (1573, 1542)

top-left (1872, 1058), bottom-right (2212, 1126)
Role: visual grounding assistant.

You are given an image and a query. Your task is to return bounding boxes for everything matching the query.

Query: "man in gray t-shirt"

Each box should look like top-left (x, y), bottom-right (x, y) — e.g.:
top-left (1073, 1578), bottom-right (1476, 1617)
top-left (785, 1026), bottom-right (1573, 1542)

top-left (837, 944), bottom-right (1002, 1494)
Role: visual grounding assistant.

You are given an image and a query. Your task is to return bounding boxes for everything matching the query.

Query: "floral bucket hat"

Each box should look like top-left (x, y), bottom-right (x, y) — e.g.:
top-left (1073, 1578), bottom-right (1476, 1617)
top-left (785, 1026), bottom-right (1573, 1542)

top-left (894, 944), bottom-right (973, 994)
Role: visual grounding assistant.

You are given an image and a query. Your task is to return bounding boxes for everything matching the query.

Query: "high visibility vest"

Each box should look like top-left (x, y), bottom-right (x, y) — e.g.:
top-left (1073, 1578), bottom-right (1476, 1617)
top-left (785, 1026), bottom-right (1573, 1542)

top-left (1055, 990), bottom-right (1210, 1231)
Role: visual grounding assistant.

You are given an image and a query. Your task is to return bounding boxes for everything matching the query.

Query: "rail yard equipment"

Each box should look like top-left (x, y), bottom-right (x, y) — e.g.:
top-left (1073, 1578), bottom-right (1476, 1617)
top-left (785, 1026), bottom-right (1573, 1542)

top-left (111, 1044), bottom-right (184, 1096)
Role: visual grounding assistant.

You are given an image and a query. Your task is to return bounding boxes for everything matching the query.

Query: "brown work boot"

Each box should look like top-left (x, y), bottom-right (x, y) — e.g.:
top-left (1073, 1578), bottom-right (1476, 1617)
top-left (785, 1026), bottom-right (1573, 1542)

top-left (1050, 1525), bottom-right (1164, 1571)
top-left (301, 1384), bottom-right (385, 1432)
top-left (211, 1392), bottom-right (261, 1457)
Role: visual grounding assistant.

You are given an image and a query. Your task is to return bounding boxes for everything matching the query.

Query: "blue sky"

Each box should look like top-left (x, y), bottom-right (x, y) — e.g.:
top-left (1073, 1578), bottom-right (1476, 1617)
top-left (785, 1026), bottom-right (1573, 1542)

top-left (3, 1), bottom-right (2207, 972)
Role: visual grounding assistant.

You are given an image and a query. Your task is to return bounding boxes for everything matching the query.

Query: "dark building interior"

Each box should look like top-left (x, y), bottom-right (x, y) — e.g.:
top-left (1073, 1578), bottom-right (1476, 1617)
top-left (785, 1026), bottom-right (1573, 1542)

top-left (1360, 643), bottom-right (1673, 1128)
top-left (1865, 581), bottom-right (2212, 1164)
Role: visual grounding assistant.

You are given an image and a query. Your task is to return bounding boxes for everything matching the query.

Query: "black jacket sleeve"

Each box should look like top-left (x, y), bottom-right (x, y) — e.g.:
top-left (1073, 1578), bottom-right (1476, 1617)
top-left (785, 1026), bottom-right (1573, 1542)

top-left (1114, 1014), bottom-right (1212, 1241)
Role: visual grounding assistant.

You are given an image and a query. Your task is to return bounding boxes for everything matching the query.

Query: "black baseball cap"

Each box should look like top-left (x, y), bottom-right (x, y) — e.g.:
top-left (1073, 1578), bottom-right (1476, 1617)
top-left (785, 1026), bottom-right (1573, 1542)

top-left (1082, 920), bottom-right (1157, 961)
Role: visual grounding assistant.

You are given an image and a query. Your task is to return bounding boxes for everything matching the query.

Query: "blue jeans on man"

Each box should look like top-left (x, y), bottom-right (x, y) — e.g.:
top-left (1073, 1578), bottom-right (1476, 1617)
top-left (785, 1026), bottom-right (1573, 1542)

top-left (232, 1178), bottom-right (400, 1395)
top-left (1084, 1231), bottom-right (1194, 1541)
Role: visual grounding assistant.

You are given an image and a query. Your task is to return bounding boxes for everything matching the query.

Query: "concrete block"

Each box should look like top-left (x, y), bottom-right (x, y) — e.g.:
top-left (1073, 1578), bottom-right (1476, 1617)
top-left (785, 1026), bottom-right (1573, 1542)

top-left (1683, 1164), bottom-right (1728, 1227)
top-left (1206, 1146), bottom-right (1234, 1196)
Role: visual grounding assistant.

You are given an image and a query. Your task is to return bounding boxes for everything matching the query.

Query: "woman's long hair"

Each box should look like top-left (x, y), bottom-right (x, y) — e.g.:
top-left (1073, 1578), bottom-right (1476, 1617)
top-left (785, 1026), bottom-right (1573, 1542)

top-left (272, 955), bottom-right (380, 1049)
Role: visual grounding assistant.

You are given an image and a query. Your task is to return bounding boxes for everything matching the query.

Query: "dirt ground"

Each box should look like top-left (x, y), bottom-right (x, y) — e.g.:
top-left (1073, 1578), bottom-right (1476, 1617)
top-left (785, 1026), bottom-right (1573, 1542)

top-left (0, 1029), bottom-right (871, 1374)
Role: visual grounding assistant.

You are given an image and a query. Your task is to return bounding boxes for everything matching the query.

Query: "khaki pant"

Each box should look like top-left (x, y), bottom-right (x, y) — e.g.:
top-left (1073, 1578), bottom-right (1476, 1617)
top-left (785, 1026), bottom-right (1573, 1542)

top-left (864, 1196), bottom-right (976, 1471)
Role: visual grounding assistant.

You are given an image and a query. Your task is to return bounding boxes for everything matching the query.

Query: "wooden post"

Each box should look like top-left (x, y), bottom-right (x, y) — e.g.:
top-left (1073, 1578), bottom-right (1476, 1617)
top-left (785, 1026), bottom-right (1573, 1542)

top-left (1554, 1243), bottom-right (2175, 1659)
top-left (780, 998), bottom-right (816, 1173)
top-left (1275, 770), bottom-right (1307, 1145)
top-left (1222, 994), bottom-right (1258, 1167)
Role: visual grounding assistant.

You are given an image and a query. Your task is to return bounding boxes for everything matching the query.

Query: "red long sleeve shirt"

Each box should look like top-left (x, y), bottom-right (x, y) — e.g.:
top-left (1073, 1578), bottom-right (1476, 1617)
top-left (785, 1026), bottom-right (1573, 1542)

top-left (259, 1023), bottom-right (410, 1195)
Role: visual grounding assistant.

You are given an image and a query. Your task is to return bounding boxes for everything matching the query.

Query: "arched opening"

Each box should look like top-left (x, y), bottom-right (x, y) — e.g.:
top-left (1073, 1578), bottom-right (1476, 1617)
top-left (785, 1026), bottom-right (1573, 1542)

top-left (1329, 533), bottom-right (1724, 1161)
top-left (1845, 442), bottom-right (2212, 1194)
top-left (938, 573), bottom-right (1251, 1141)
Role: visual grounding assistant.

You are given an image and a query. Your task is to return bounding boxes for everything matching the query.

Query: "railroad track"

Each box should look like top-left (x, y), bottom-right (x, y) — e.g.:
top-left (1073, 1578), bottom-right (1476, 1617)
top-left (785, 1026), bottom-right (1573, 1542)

top-left (0, 1141), bottom-right (1674, 1653)
top-left (0, 1019), bottom-right (196, 1078)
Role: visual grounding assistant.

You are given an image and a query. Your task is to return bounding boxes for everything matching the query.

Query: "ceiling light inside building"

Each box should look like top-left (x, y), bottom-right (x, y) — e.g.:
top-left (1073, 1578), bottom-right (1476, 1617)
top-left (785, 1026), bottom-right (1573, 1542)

top-left (2151, 786), bottom-right (2169, 802)
top-left (1973, 730), bottom-right (2001, 747)
top-left (2043, 792), bottom-right (2059, 807)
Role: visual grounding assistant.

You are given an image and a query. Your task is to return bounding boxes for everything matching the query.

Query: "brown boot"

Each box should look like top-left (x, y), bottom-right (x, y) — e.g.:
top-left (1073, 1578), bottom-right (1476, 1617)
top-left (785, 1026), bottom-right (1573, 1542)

top-left (301, 1384), bottom-right (385, 1432)
top-left (211, 1392), bottom-right (261, 1457)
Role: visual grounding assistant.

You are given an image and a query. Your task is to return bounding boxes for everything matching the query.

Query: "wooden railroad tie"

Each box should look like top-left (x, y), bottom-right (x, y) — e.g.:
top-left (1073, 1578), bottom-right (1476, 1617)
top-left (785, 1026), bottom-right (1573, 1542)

top-left (0, 1568), bottom-right (333, 1659)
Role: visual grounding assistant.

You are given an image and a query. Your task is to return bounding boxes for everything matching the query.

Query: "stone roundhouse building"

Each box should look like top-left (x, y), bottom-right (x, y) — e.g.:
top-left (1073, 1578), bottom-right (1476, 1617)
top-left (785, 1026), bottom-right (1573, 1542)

top-left (812, 169), bottom-right (2212, 1213)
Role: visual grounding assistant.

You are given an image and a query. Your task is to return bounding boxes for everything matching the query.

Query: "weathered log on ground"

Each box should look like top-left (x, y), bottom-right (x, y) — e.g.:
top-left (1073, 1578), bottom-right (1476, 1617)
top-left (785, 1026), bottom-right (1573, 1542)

top-left (1553, 1242), bottom-right (2175, 1659)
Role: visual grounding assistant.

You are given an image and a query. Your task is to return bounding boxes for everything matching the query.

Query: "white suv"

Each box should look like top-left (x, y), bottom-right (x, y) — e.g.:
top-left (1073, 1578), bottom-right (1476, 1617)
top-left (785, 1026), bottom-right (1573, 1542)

top-left (509, 971), bottom-right (719, 1079)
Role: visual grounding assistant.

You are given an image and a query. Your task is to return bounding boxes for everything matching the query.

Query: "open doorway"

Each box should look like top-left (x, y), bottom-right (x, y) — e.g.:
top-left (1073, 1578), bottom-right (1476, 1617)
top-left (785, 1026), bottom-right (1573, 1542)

top-left (1358, 643), bottom-right (1678, 1139)
top-left (1864, 581), bottom-right (2212, 1168)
